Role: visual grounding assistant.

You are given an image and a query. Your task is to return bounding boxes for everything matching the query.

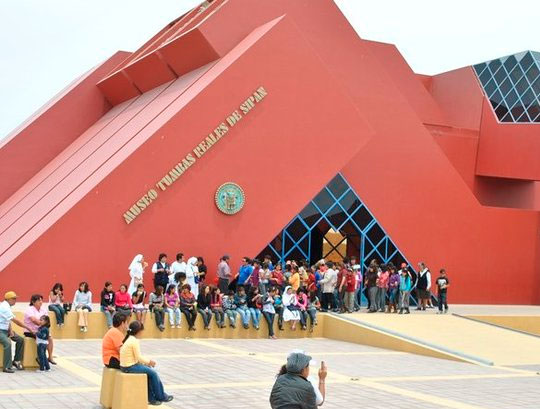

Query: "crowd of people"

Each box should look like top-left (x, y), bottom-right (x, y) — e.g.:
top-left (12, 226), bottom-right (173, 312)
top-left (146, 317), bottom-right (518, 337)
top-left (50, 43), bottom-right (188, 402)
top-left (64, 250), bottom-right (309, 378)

top-left (0, 252), bottom-right (450, 379)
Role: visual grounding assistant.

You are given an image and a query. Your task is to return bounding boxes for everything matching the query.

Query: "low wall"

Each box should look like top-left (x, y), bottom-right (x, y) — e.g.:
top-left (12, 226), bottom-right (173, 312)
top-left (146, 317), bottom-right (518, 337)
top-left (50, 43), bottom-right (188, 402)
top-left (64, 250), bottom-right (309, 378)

top-left (466, 315), bottom-right (540, 336)
top-left (323, 315), bottom-right (473, 364)
top-left (13, 311), bottom-right (325, 340)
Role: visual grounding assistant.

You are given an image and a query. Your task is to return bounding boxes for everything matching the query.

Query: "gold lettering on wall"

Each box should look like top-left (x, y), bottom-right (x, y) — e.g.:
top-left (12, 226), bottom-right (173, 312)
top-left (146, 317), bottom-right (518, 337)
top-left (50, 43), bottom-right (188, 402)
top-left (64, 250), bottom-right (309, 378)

top-left (122, 86), bottom-right (268, 224)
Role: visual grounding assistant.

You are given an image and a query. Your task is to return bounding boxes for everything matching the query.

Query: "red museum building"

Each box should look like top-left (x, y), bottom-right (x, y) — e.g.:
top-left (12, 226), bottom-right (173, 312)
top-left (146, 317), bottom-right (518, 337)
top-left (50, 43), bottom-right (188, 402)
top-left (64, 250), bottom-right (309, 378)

top-left (1, 0), bottom-right (539, 304)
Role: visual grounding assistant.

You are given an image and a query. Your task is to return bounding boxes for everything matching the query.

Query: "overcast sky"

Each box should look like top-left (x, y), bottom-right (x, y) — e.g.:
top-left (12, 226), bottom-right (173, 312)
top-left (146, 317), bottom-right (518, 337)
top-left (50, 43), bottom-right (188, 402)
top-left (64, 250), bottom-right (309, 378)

top-left (1, 0), bottom-right (538, 140)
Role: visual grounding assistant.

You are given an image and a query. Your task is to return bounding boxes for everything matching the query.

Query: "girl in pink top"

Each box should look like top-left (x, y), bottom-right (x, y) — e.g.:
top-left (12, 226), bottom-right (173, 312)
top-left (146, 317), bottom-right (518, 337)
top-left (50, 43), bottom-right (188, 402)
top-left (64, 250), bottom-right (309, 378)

top-left (114, 284), bottom-right (133, 314)
top-left (296, 288), bottom-right (309, 331)
top-left (376, 269), bottom-right (390, 312)
top-left (24, 294), bottom-right (56, 365)
top-left (165, 285), bottom-right (181, 328)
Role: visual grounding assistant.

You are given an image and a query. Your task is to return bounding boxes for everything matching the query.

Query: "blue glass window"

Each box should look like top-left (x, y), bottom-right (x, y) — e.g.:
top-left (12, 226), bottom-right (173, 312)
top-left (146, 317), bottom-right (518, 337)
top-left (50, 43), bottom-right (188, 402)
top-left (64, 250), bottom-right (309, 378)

top-left (474, 51), bottom-right (540, 122)
top-left (255, 174), bottom-right (412, 273)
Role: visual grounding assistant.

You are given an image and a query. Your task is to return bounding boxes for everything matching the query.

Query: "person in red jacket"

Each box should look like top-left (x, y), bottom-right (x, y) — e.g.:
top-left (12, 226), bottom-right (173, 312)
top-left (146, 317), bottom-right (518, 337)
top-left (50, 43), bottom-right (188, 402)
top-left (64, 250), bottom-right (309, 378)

top-left (114, 284), bottom-right (133, 315)
top-left (270, 264), bottom-right (285, 289)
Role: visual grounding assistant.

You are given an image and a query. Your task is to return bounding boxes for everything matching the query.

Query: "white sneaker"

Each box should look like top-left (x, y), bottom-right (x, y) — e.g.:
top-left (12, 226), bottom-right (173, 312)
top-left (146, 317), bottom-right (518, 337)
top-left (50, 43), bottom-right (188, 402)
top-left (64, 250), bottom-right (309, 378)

top-left (83, 327), bottom-right (88, 333)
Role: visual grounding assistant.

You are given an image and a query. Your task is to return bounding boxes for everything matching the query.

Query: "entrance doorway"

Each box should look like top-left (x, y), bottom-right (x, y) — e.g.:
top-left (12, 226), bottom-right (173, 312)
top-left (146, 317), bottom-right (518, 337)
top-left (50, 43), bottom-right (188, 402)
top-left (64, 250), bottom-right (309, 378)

top-left (255, 174), bottom-right (409, 272)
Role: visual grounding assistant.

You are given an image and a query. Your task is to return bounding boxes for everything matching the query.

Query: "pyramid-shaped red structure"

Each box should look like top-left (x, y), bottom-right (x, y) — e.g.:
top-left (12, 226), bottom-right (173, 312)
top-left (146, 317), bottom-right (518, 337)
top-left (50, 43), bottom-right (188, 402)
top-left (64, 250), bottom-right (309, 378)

top-left (1, 0), bottom-right (539, 303)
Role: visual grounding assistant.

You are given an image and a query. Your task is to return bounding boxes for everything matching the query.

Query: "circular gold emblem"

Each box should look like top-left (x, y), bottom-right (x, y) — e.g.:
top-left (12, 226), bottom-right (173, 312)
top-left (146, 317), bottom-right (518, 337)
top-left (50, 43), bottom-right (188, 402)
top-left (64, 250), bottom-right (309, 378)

top-left (215, 183), bottom-right (245, 215)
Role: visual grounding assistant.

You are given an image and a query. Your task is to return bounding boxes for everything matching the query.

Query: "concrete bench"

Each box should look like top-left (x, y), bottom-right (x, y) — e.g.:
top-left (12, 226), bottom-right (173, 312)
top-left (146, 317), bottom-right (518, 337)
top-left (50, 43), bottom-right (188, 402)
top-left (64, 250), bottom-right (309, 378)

top-left (22, 337), bottom-right (38, 369)
top-left (12, 310), bottom-right (325, 340)
top-left (111, 372), bottom-right (148, 409)
top-left (100, 367), bottom-right (119, 409)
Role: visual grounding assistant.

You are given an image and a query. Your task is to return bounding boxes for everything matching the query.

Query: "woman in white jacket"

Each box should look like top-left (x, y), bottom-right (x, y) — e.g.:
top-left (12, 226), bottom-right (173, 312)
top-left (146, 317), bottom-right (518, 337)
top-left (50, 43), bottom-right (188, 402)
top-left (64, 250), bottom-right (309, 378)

top-left (282, 286), bottom-right (300, 330)
top-left (128, 254), bottom-right (147, 295)
top-left (185, 257), bottom-right (199, 298)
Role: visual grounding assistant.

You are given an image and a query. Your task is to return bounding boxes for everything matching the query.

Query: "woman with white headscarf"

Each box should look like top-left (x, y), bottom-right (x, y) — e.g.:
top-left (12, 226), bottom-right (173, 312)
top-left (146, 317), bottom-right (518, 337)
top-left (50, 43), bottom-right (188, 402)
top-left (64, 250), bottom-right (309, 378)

top-left (185, 257), bottom-right (199, 298)
top-left (128, 254), bottom-right (147, 295)
top-left (282, 286), bottom-right (300, 330)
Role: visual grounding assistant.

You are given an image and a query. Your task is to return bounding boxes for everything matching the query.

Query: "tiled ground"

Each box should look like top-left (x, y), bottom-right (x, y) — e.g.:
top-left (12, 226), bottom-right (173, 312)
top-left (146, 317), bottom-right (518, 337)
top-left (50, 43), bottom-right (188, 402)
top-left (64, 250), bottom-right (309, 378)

top-left (1, 337), bottom-right (539, 409)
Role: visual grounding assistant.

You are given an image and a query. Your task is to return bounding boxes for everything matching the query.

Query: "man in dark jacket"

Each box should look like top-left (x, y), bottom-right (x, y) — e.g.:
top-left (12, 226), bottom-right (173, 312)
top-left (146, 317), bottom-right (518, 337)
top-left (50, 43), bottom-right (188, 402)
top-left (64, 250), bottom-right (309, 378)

top-left (270, 352), bottom-right (318, 409)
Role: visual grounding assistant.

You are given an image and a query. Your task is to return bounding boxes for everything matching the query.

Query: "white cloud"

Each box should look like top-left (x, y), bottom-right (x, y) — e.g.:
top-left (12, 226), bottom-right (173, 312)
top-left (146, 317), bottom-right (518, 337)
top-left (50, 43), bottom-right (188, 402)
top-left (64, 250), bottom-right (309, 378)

top-left (0, 0), bottom-right (538, 140)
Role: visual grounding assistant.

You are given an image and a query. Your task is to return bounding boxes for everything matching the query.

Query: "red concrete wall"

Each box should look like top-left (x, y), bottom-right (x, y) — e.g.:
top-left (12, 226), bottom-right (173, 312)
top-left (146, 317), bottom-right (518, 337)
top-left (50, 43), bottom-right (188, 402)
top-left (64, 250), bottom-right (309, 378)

top-left (476, 101), bottom-right (540, 181)
top-left (430, 67), bottom-right (484, 131)
top-left (1, 0), bottom-right (539, 305)
top-left (0, 15), bottom-right (373, 300)
top-left (0, 52), bottom-right (129, 204)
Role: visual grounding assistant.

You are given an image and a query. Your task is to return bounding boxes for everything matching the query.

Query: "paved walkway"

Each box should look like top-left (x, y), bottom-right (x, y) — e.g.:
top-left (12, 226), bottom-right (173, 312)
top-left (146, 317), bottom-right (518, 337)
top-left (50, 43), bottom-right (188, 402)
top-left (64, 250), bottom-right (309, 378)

top-left (1, 337), bottom-right (539, 408)
top-left (348, 312), bottom-right (540, 366)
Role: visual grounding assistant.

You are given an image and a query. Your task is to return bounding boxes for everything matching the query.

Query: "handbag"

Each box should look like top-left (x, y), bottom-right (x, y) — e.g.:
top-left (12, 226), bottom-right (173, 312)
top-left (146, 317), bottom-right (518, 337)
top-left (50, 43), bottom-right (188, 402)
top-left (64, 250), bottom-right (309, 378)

top-left (63, 303), bottom-right (72, 312)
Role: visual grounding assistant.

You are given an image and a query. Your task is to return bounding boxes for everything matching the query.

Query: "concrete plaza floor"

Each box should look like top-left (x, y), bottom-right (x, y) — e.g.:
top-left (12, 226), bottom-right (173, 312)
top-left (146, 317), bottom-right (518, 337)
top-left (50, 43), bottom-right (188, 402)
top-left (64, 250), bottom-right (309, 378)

top-left (1, 337), bottom-right (539, 409)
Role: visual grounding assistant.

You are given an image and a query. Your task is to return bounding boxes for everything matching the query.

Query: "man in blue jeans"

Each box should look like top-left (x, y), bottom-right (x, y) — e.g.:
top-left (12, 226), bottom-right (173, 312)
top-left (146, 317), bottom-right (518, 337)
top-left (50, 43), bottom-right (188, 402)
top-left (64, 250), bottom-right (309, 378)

top-left (0, 291), bottom-right (32, 373)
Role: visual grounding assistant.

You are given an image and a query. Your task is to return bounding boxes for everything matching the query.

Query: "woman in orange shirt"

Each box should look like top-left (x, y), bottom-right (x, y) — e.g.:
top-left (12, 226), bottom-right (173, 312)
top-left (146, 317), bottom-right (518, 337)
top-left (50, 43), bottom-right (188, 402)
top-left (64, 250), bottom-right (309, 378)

top-left (289, 266), bottom-right (301, 292)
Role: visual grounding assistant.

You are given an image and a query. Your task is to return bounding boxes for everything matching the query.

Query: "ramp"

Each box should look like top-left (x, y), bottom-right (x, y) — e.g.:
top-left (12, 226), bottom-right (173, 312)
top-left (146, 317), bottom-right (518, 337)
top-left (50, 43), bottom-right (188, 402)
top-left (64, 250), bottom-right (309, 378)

top-left (341, 313), bottom-right (540, 366)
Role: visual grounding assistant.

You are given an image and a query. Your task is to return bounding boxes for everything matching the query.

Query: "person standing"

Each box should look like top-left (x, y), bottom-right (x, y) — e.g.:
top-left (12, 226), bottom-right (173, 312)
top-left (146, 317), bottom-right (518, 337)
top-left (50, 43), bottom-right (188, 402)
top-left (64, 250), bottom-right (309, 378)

top-left (364, 266), bottom-right (379, 313)
top-left (399, 267), bottom-right (412, 314)
top-left (416, 262), bottom-right (431, 311)
top-left (376, 267), bottom-right (389, 312)
top-left (387, 267), bottom-right (400, 313)
top-left (270, 264), bottom-right (285, 290)
top-left (259, 262), bottom-right (272, 295)
top-left (197, 257), bottom-right (207, 288)
top-left (185, 257), bottom-right (200, 299)
top-left (250, 259), bottom-right (262, 293)
top-left (335, 262), bottom-right (347, 313)
top-left (48, 283), bottom-right (66, 327)
top-left (436, 269), bottom-right (450, 314)
top-left (36, 315), bottom-right (51, 371)
top-left (102, 313), bottom-right (129, 369)
top-left (341, 268), bottom-right (356, 313)
top-left (151, 253), bottom-right (170, 291)
top-left (170, 253), bottom-right (186, 287)
top-left (289, 265), bottom-right (301, 293)
top-left (318, 262), bottom-right (337, 312)
top-left (0, 291), bottom-right (30, 373)
top-left (238, 257), bottom-right (254, 289)
top-left (217, 255), bottom-right (231, 294)
top-left (128, 254), bottom-right (147, 295)
top-left (351, 258), bottom-right (362, 311)
top-left (263, 255), bottom-right (274, 271)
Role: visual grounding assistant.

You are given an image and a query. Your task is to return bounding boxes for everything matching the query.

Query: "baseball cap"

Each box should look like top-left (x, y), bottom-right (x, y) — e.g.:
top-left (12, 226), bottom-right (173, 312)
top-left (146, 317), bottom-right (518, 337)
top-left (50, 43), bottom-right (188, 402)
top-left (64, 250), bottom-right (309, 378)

top-left (286, 352), bottom-right (312, 374)
top-left (288, 349), bottom-right (318, 367)
top-left (4, 291), bottom-right (17, 299)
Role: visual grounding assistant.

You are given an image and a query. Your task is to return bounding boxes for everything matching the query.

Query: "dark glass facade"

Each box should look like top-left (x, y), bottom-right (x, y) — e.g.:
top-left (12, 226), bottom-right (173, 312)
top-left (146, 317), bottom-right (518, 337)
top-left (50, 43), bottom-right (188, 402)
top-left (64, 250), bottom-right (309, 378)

top-left (256, 174), bottom-right (411, 273)
top-left (474, 51), bottom-right (540, 122)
